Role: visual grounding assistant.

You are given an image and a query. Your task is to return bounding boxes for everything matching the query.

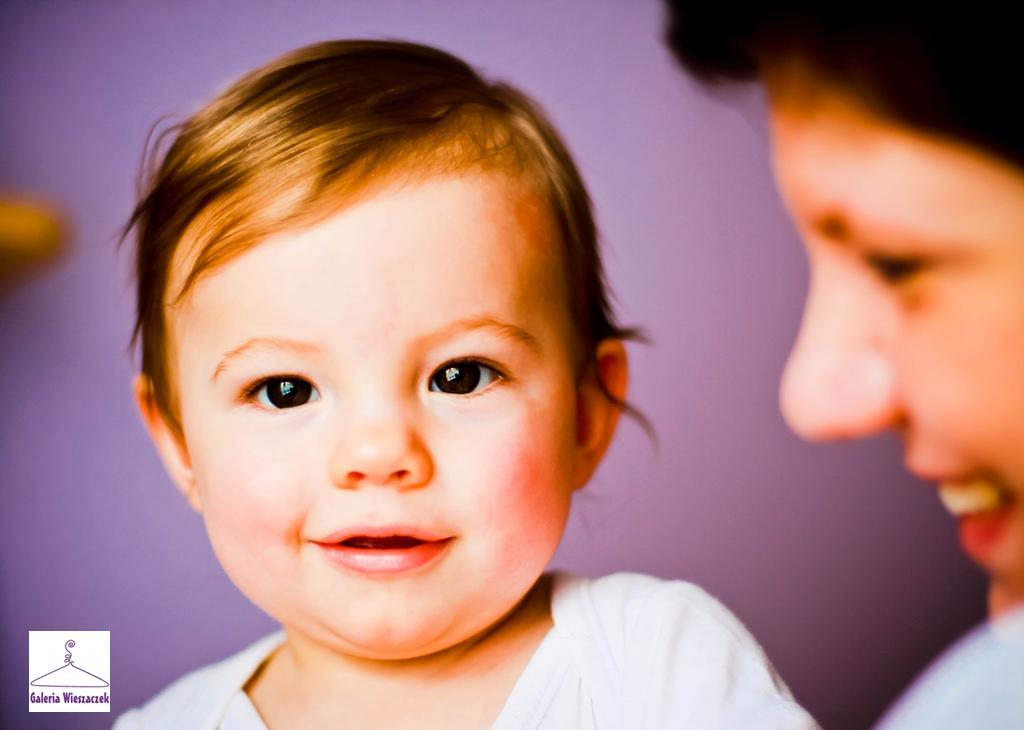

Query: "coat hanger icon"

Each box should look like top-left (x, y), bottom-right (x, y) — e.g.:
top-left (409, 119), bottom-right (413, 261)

top-left (30, 639), bottom-right (109, 688)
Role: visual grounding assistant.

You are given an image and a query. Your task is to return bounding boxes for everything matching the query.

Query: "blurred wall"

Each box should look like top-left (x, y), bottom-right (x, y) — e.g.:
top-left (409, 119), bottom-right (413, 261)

top-left (0, 1), bottom-right (985, 728)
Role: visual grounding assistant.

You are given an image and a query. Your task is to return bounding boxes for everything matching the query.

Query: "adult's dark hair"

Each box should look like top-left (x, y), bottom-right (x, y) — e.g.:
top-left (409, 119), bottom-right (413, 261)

top-left (663, 5), bottom-right (1024, 170)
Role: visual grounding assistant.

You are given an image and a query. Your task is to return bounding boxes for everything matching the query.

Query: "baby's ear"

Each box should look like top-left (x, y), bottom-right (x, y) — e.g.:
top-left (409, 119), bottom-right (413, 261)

top-left (573, 339), bottom-right (628, 489)
top-left (133, 375), bottom-right (202, 512)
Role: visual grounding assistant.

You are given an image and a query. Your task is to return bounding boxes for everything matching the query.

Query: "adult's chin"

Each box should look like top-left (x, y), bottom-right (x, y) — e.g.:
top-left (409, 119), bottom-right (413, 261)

top-left (988, 579), bottom-right (1024, 619)
top-left (976, 502), bottom-right (1024, 619)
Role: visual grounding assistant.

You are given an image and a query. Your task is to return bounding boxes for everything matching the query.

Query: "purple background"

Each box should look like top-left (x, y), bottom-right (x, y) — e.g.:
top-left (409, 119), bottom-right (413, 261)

top-left (0, 1), bottom-right (985, 728)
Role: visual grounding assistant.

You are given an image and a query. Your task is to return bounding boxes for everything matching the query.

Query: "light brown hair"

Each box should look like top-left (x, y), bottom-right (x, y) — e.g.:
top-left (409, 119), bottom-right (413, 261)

top-left (126, 40), bottom-right (639, 438)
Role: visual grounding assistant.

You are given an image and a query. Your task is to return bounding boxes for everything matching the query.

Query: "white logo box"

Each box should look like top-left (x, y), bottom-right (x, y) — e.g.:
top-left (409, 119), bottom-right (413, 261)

top-left (28, 630), bottom-right (111, 713)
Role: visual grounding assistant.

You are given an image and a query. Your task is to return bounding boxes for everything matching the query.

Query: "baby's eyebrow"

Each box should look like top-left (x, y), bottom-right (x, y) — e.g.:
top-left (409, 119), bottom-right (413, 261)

top-left (212, 337), bottom-right (319, 382)
top-left (429, 316), bottom-right (542, 354)
top-left (211, 319), bottom-right (540, 381)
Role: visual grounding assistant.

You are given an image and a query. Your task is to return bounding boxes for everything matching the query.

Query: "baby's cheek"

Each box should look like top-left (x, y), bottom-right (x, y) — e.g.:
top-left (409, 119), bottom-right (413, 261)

top-left (197, 435), bottom-right (306, 520)
top-left (193, 451), bottom-right (308, 593)
top-left (479, 424), bottom-right (574, 562)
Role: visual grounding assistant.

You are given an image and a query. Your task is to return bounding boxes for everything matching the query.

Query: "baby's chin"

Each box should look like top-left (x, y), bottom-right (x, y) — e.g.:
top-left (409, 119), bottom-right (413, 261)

top-left (299, 604), bottom-right (501, 663)
top-left (334, 630), bottom-right (472, 662)
top-left (300, 577), bottom-right (549, 662)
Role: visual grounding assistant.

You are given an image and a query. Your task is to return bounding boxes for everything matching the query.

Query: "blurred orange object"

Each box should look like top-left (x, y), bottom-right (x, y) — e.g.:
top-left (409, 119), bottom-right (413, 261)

top-left (0, 193), bottom-right (66, 289)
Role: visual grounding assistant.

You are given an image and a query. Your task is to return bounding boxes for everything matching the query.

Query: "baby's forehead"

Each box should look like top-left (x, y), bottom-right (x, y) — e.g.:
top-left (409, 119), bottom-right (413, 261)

top-left (163, 169), bottom-right (561, 328)
top-left (165, 172), bottom-right (573, 364)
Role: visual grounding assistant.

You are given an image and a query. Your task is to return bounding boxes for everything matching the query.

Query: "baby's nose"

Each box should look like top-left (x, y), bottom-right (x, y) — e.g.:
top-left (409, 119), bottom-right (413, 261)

top-left (328, 416), bottom-right (433, 490)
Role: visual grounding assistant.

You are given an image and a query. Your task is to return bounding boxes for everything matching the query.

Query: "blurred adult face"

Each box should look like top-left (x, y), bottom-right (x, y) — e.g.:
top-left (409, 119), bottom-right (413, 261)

top-left (766, 65), bottom-right (1024, 617)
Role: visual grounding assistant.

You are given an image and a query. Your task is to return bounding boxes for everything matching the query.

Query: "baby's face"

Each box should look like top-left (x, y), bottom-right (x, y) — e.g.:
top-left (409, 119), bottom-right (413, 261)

top-left (155, 173), bottom-right (608, 659)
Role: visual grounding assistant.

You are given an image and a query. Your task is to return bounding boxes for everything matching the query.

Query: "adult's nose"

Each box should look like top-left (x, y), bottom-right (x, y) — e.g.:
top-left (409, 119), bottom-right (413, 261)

top-left (779, 259), bottom-right (901, 441)
top-left (328, 407), bottom-right (433, 490)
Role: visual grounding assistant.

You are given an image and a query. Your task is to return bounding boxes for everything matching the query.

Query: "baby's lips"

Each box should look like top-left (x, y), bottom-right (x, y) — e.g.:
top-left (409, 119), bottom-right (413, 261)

top-left (315, 524), bottom-right (452, 545)
top-left (343, 535), bottom-right (425, 549)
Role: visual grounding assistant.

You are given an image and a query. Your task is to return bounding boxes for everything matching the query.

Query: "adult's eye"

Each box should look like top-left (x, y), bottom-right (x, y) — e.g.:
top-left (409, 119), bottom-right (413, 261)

top-left (865, 253), bottom-right (925, 283)
top-left (429, 360), bottom-right (501, 395)
top-left (253, 377), bottom-right (319, 409)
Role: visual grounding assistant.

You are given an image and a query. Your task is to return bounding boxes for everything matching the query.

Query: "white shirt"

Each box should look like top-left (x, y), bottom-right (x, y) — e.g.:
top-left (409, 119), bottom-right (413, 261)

top-left (114, 572), bottom-right (818, 729)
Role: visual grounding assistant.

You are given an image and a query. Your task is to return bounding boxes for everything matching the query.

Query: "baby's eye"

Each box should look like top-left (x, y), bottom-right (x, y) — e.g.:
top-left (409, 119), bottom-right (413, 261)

top-left (250, 377), bottom-right (320, 410)
top-left (864, 253), bottom-right (926, 284)
top-left (429, 360), bottom-right (502, 395)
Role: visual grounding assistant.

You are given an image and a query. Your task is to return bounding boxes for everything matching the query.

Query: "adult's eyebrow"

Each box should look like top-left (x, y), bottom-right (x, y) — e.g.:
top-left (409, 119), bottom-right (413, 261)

top-left (812, 207), bottom-right (959, 254)
top-left (813, 210), bottom-right (853, 243)
top-left (212, 337), bottom-right (320, 382)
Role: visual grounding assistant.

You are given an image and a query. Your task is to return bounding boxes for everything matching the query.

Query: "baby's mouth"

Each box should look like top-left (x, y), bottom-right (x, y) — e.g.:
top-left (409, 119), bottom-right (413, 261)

top-left (339, 535), bottom-right (427, 549)
top-left (315, 532), bottom-right (453, 575)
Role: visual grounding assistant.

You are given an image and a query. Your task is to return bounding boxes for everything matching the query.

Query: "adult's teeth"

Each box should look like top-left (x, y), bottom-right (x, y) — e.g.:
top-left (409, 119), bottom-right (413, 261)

top-left (938, 480), bottom-right (1006, 517)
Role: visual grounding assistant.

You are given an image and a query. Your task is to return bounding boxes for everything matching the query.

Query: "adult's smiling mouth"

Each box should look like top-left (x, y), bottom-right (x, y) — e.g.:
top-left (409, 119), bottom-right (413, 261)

top-left (937, 479), bottom-right (1010, 515)
top-left (936, 479), bottom-right (1017, 571)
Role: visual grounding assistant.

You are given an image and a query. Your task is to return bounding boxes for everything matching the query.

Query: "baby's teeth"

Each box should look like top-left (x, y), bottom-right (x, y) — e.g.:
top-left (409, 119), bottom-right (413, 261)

top-left (938, 480), bottom-right (1005, 517)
